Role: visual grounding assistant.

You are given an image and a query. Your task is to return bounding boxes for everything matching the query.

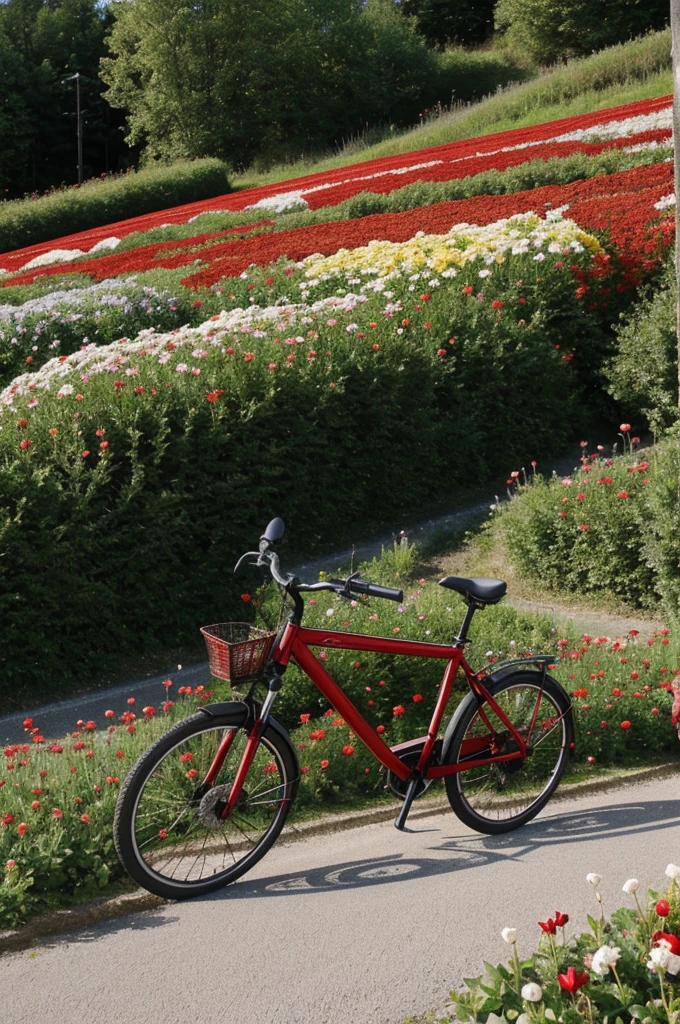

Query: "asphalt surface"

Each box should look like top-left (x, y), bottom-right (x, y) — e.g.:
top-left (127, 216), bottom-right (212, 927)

top-left (4, 774), bottom-right (680, 1024)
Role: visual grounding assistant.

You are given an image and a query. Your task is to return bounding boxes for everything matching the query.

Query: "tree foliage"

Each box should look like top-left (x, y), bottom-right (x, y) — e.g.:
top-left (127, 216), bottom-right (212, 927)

top-left (100, 0), bottom-right (473, 170)
top-left (399, 0), bottom-right (496, 49)
top-left (495, 0), bottom-right (670, 66)
top-left (0, 0), bottom-right (129, 198)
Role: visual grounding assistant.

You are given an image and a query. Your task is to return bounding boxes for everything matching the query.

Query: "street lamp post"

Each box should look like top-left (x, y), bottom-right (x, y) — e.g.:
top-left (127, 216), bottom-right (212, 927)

top-left (63, 72), bottom-right (83, 185)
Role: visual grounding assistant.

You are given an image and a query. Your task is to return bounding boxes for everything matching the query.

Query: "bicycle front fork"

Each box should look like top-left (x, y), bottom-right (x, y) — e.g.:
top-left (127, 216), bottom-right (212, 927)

top-left (219, 666), bottom-right (285, 820)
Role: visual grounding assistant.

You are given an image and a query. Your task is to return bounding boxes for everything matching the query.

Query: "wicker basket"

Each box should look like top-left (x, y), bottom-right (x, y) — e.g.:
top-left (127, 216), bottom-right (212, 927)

top-left (200, 622), bottom-right (276, 682)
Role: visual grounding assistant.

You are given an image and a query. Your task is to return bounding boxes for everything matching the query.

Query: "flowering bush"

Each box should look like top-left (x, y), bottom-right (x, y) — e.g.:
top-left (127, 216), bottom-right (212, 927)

top-left (499, 438), bottom-right (680, 619)
top-left (436, 866), bottom-right (680, 1024)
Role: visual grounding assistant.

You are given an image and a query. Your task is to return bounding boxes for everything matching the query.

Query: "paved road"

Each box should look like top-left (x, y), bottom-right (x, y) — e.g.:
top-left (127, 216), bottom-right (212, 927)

top-left (4, 774), bottom-right (680, 1024)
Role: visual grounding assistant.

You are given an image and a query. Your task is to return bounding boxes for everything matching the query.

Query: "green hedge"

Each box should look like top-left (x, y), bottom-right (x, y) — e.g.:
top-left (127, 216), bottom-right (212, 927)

top-left (0, 159), bottom-right (232, 255)
top-left (0, 241), bottom-right (617, 701)
top-left (607, 261), bottom-right (679, 434)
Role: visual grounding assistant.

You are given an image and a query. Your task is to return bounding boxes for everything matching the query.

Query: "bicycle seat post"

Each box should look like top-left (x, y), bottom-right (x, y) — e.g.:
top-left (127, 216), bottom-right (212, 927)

top-left (454, 599), bottom-right (480, 645)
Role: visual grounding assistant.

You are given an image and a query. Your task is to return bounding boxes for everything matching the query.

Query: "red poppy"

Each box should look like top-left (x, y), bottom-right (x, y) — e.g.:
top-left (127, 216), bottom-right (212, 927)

top-left (320, 759), bottom-right (329, 769)
top-left (621, 720), bottom-right (632, 729)
top-left (558, 966), bottom-right (589, 993)
top-left (342, 746), bottom-right (355, 756)
top-left (656, 900), bottom-right (670, 917)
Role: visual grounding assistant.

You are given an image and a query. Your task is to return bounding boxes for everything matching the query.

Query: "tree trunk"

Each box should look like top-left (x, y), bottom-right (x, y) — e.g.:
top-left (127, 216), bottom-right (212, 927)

top-left (672, 0), bottom-right (680, 406)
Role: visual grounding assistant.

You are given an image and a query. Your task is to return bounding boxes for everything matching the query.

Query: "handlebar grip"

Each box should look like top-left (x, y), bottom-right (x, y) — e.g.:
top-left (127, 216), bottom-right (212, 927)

top-left (349, 579), bottom-right (404, 603)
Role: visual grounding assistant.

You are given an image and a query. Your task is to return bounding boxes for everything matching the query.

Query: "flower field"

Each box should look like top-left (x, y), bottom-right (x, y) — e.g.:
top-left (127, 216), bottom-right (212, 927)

top-left (0, 91), bottom-right (678, 722)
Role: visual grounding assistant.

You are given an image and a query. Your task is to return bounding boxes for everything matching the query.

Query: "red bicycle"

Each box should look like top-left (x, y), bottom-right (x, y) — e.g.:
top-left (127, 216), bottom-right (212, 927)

top-left (114, 518), bottom-right (574, 900)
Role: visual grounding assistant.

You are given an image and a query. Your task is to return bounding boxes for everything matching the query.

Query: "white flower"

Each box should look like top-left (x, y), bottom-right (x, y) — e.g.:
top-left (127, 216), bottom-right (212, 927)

top-left (647, 945), bottom-right (680, 974)
top-left (586, 873), bottom-right (602, 887)
top-left (325, 608), bottom-right (334, 617)
top-left (665, 864), bottom-right (680, 879)
top-left (622, 878), bottom-right (639, 894)
top-left (501, 928), bottom-right (517, 944)
top-left (521, 983), bottom-right (543, 1002)
top-left (591, 945), bottom-right (621, 975)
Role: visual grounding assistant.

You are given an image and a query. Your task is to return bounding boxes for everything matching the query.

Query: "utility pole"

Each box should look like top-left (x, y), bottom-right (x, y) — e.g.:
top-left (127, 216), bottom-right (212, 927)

top-left (63, 72), bottom-right (83, 184)
top-left (672, 0), bottom-right (680, 406)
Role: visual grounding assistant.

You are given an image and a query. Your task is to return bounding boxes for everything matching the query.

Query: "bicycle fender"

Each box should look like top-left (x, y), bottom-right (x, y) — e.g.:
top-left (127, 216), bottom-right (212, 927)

top-left (440, 662), bottom-right (561, 766)
top-left (198, 700), bottom-right (297, 756)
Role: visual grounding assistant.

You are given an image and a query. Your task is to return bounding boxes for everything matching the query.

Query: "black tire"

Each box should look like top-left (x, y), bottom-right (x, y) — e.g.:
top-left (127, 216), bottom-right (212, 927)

top-left (444, 671), bottom-right (573, 835)
top-left (114, 708), bottom-right (299, 900)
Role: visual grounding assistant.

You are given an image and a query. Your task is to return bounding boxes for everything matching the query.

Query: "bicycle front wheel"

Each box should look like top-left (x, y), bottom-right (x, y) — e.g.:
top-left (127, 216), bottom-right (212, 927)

top-left (444, 671), bottom-right (573, 835)
top-left (114, 707), bottom-right (299, 900)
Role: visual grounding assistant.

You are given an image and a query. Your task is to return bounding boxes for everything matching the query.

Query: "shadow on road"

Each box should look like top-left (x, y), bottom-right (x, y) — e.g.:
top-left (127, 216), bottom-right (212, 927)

top-left (210, 798), bottom-right (680, 902)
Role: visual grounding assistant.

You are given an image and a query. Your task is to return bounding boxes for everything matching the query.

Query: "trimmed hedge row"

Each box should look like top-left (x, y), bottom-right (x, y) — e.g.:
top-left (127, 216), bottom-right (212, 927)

top-left (0, 160), bottom-right (232, 256)
top-left (0, 244), bottom-right (611, 701)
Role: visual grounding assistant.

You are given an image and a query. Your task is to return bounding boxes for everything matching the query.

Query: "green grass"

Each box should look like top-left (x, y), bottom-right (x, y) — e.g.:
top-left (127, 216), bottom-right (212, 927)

top-left (232, 30), bottom-right (671, 192)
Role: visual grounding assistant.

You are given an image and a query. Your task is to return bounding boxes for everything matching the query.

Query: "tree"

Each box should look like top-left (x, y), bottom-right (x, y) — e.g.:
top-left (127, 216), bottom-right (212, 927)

top-left (495, 0), bottom-right (670, 66)
top-left (101, 0), bottom-right (441, 170)
top-left (399, 0), bottom-right (496, 49)
top-left (0, 0), bottom-right (128, 196)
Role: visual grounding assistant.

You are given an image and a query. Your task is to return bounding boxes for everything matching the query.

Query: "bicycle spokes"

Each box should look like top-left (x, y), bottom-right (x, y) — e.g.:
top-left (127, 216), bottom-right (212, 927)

top-left (454, 683), bottom-right (567, 821)
top-left (131, 724), bottom-right (291, 886)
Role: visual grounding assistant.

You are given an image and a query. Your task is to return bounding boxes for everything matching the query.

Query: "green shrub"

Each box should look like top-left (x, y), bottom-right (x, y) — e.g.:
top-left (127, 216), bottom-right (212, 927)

top-left (499, 440), bottom-right (680, 617)
top-left (0, 159), bottom-right (232, 255)
top-left (607, 261), bottom-right (679, 434)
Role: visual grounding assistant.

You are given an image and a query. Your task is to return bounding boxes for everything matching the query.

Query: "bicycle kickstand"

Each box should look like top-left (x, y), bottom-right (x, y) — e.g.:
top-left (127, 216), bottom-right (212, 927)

top-left (394, 775), bottom-right (424, 833)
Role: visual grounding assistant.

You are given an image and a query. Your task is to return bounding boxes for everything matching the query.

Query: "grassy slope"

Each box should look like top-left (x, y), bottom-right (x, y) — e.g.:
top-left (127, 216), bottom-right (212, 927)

top-left (233, 30), bottom-right (671, 191)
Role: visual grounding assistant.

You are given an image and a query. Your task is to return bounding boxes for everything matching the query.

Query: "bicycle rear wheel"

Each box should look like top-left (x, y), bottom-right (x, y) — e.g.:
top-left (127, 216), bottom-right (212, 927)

top-left (444, 671), bottom-right (573, 835)
top-left (114, 706), bottom-right (298, 900)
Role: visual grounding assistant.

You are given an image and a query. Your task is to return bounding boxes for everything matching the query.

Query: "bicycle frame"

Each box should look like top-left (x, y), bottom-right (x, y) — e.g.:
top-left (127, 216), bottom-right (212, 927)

top-left (216, 620), bottom-right (538, 819)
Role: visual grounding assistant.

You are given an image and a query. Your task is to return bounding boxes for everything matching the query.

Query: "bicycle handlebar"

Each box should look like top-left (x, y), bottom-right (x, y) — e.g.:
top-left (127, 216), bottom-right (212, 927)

top-left (234, 525), bottom-right (404, 604)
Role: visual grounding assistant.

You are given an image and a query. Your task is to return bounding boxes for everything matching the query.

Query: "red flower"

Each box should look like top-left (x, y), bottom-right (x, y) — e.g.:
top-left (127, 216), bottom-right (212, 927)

top-left (310, 730), bottom-right (326, 741)
top-left (19, 439), bottom-right (32, 450)
top-left (653, 931), bottom-right (680, 955)
top-left (320, 759), bottom-right (329, 769)
top-left (300, 766), bottom-right (310, 774)
top-left (342, 746), bottom-right (355, 756)
top-left (538, 918), bottom-right (557, 934)
top-left (577, 524), bottom-right (590, 532)
top-left (16, 822), bottom-right (28, 836)
top-left (79, 814), bottom-right (90, 824)
top-left (612, 687), bottom-right (622, 697)
top-left (412, 694), bottom-right (423, 703)
top-left (241, 593), bottom-right (251, 603)
top-left (393, 705), bottom-right (405, 716)
top-left (2, 814), bottom-right (14, 825)
top-left (22, 718), bottom-right (33, 730)
top-left (17, 419), bottom-right (28, 429)
top-left (621, 720), bottom-right (632, 729)
top-left (491, 299), bottom-right (504, 310)
top-left (619, 423), bottom-right (631, 433)
top-left (299, 713), bottom-right (311, 723)
top-left (179, 752), bottom-right (193, 762)
top-left (558, 966), bottom-right (589, 993)
top-left (554, 911), bottom-right (569, 927)
top-left (158, 829), bottom-right (168, 839)
top-left (52, 808), bottom-right (63, 818)
top-left (376, 725), bottom-right (386, 734)
top-left (656, 900), bottom-right (670, 917)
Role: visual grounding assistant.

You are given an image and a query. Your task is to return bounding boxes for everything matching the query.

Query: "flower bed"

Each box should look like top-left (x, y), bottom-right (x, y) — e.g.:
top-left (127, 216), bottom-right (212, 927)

top-left (438, 867), bottom-right (680, 1024)
top-left (0, 95), bottom-right (671, 274)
